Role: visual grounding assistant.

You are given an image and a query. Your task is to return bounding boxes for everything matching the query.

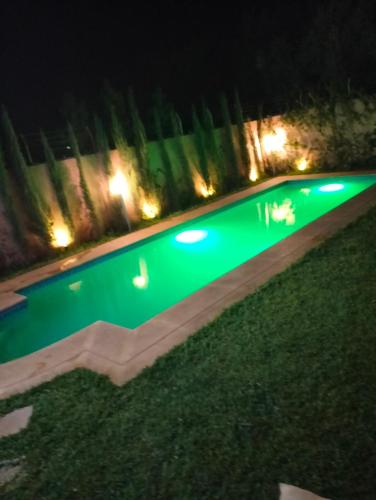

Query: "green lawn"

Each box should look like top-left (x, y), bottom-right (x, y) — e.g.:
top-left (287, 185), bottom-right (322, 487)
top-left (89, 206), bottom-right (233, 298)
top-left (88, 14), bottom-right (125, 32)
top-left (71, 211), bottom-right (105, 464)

top-left (1, 206), bottom-right (376, 500)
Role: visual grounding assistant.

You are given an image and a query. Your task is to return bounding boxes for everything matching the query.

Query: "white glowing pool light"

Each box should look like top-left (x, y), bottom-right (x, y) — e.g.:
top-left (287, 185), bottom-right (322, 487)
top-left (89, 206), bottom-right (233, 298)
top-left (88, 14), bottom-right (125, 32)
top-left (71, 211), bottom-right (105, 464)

top-left (175, 230), bottom-right (208, 244)
top-left (319, 183), bottom-right (344, 193)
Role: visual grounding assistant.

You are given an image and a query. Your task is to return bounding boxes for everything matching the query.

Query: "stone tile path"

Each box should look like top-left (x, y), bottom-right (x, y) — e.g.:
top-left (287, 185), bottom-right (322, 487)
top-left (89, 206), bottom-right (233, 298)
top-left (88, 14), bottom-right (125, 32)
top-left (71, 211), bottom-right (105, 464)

top-left (0, 406), bottom-right (33, 438)
top-left (279, 483), bottom-right (329, 499)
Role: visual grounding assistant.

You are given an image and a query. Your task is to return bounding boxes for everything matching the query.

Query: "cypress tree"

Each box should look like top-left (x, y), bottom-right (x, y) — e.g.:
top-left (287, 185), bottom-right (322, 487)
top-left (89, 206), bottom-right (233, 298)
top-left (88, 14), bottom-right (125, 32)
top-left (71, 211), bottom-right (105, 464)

top-left (220, 93), bottom-right (240, 189)
top-left (110, 104), bottom-right (130, 163)
top-left (201, 105), bottom-right (225, 193)
top-left (94, 114), bottom-right (111, 176)
top-left (94, 114), bottom-right (130, 233)
top-left (153, 106), bottom-right (179, 213)
top-left (234, 89), bottom-right (250, 179)
top-left (108, 104), bottom-right (134, 229)
top-left (102, 82), bottom-right (131, 142)
top-left (192, 108), bottom-right (210, 188)
top-left (1, 108), bottom-right (50, 243)
top-left (256, 112), bottom-right (267, 174)
top-left (0, 145), bottom-right (24, 245)
top-left (61, 94), bottom-right (92, 154)
top-left (170, 110), bottom-right (196, 205)
top-left (41, 131), bottom-right (73, 229)
top-left (256, 103), bottom-right (269, 172)
top-left (127, 87), bottom-right (155, 195)
top-left (149, 88), bottom-right (173, 139)
top-left (67, 123), bottom-right (99, 232)
top-left (249, 128), bottom-right (263, 176)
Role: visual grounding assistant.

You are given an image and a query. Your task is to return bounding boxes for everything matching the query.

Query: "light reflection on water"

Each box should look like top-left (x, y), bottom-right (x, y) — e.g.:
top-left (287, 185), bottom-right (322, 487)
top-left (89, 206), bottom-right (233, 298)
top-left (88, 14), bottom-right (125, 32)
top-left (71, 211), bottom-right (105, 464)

top-left (257, 199), bottom-right (296, 226)
top-left (1, 175), bottom-right (375, 363)
top-left (132, 258), bottom-right (149, 290)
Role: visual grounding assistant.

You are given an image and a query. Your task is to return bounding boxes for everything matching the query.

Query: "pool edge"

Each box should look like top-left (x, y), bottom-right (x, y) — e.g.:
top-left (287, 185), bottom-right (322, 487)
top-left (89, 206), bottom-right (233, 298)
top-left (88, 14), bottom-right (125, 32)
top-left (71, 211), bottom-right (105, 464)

top-left (1, 170), bottom-right (374, 301)
top-left (0, 171), bottom-right (375, 399)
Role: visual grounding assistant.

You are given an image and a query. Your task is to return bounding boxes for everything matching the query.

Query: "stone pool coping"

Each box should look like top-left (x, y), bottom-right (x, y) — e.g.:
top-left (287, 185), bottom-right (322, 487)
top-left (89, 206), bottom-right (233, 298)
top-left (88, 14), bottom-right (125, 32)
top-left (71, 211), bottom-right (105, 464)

top-left (0, 171), bottom-right (375, 399)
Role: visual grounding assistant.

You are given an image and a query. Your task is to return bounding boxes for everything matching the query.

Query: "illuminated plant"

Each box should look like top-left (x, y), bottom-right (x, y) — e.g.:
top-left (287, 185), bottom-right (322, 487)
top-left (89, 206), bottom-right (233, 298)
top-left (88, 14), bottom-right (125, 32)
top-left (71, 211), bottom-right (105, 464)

top-left (110, 104), bottom-right (129, 163)
top-left (94, 114), bottom-right (111, 176)
top-left (94, 115), bottom-right (129, 233)
top-left (220, 93), bottom-right (241, 189)
top-left (68, 123), bottom-right (99, 237)
top-left (233, 89), bottom-right (250, 179)
top-left (41, 131), bottom-right (73, 230)
top-left (1, 108), bottom-right (50, 244)
top-left (127, 87), bottom-right (156, 197)
top-left (107, 170), bottom-right (132, 232)
top-left (249, 166), bottom-right (259, 182)
top-left (202, 105), bottom-right (225, 193)
top-left (0, 144), bottom-right (24, 245)
top-left (170, 109), bottom-right (196, 207)
top-left (153, 105), bottom-right (179, 214)
top-left (192, 107), bottom-right (211, 189)
top-left (256, 113), bottom-right (267, 173)
top-left (247, 123), bottom-right (263, 179)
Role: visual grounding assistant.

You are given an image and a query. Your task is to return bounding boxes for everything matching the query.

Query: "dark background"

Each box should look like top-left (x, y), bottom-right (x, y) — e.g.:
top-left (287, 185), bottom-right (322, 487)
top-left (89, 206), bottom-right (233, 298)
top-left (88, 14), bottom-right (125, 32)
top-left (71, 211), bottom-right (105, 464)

top-left (1, 0), bottom-right (376, 135)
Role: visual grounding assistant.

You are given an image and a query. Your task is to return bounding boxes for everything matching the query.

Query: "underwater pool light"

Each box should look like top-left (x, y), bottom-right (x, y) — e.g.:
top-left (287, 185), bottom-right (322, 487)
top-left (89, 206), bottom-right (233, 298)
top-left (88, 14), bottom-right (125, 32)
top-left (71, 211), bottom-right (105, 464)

top-left (175, 230), bottom-right (208, 244)
top-left (319, 183), bottom-right (344, 192)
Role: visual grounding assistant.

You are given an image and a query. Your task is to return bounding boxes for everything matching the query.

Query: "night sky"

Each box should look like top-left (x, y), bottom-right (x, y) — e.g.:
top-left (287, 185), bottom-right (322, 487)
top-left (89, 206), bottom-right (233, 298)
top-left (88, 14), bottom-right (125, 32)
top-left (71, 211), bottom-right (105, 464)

top-left (1, 1), bottom-right (376, 134)
top-left (0, 0), bottom-right (312, 132)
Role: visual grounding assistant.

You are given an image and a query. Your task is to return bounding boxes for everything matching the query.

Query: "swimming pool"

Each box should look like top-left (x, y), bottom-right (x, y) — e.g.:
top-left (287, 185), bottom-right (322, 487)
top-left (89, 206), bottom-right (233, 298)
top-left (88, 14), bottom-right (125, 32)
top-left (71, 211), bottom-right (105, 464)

top-left (0, 174), bottom-right (375, 363)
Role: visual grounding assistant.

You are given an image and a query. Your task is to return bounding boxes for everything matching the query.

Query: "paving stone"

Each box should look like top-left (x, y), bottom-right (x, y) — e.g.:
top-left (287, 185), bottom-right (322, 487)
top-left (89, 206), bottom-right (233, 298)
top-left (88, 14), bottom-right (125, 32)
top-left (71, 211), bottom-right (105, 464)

top-left (279, 483), bottom-right (329, 500)
top-left (0, 459), bottom-right (23, 487)
top-left (0, 406), bottom-right (33, 438)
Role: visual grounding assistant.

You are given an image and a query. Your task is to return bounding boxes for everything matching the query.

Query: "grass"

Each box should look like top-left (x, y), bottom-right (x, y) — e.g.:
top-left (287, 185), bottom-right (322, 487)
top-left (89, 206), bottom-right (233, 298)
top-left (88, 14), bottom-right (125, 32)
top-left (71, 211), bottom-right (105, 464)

top-left (1, 206), bottom-right (376, 499)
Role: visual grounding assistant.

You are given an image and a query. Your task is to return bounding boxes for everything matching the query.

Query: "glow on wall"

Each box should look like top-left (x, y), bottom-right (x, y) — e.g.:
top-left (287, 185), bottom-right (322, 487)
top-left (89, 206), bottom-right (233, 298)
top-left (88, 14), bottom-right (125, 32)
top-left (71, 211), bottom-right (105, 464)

top-left (51, 226), bottom-right (72, 248)
top-left (262, 127), bottom-right (287, 155)
top-left (109, 171), bottom-right (129, 199)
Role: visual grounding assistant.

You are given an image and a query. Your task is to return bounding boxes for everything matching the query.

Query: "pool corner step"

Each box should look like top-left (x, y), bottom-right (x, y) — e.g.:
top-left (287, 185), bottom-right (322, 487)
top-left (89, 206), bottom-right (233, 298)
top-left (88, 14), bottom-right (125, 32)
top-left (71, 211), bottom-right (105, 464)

top-left (0, 293), bottom-right (27, 317)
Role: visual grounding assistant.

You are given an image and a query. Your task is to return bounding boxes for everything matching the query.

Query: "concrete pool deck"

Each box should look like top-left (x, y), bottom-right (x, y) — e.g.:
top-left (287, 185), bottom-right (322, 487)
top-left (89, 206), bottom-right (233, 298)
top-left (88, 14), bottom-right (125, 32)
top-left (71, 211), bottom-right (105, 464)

top-left (0, 171), bottom-right (375, 399)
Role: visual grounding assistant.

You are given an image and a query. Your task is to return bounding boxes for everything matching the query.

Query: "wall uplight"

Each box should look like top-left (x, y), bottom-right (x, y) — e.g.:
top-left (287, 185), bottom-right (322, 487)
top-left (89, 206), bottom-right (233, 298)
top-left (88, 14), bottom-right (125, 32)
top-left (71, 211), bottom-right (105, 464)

top-left (200, 183), bottom-right (215, 198)
top-left (109, 171), bottom-right (129, 199)
top-left (175, 229), bottom-right (208, 244)
top-left (295, 157), bottom-right (310, 171)
top-left (51, 226), bottom-right (72, 248)
top-left (262, 127), bottom-right (287, 155)
top-left (141, 201), bottom-right (159, 220)
top-left (249, 167), bottom-right (258, 182)
top-left (319, 183), bottom-right (344, 193)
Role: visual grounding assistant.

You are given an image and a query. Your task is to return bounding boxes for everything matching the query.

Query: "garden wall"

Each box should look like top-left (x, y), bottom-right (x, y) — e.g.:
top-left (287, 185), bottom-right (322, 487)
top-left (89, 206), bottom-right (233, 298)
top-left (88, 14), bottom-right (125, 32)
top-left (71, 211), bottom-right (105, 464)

top-left (1, 96), bottom-right (376, 274)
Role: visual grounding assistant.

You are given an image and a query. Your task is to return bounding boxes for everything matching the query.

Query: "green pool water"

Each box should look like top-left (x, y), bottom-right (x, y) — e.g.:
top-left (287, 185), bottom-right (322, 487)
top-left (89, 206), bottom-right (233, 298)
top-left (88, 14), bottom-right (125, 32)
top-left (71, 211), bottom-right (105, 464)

top-left (0, 175), bottom-right (375, 363)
